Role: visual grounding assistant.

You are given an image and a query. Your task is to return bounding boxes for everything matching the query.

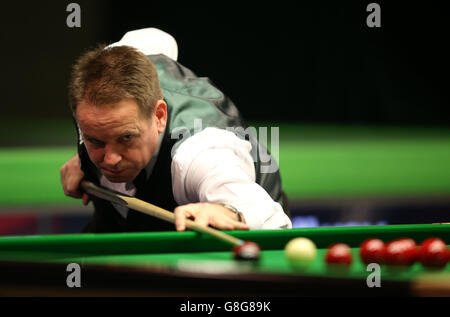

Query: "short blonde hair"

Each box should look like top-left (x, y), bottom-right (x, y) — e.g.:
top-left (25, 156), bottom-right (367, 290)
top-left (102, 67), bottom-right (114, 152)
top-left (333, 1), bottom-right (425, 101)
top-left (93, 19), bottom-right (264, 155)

top-left (69, 44), bottom-right (162, 118)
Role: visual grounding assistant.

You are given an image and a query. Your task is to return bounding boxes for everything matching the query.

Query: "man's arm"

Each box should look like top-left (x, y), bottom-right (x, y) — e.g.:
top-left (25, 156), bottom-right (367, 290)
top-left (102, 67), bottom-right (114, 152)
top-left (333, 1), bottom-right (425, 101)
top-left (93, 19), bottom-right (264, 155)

top-left (60, 152), bottom-right (249, 230)
top-left (171, 128), bottom-right (292, 231)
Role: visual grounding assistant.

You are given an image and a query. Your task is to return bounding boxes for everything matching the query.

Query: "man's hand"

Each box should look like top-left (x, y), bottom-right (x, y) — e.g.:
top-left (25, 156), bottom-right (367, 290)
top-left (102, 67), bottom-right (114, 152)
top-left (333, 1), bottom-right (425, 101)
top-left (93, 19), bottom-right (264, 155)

top-left (174, 203), bottom-right (250, 231)
top-left (60, 154), bottom-right (90, 205)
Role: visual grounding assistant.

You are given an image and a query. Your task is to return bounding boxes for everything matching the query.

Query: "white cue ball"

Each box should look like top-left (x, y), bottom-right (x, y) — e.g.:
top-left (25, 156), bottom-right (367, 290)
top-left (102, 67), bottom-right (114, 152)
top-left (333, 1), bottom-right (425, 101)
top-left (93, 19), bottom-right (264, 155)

top-left (285, 237), bottom-right (317, 270)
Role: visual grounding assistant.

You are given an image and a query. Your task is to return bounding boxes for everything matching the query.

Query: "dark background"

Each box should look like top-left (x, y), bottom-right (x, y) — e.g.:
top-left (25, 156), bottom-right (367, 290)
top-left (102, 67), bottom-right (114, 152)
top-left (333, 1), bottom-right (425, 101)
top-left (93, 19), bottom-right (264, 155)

top-left (0, 0), bottom-right (448, 126)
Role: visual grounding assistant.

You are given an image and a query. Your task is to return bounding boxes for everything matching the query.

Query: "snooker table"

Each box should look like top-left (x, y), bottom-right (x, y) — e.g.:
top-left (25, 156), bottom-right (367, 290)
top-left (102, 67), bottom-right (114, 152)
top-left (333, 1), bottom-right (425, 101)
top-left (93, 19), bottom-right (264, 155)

top-left (0, 224), bottom-right (449, 297)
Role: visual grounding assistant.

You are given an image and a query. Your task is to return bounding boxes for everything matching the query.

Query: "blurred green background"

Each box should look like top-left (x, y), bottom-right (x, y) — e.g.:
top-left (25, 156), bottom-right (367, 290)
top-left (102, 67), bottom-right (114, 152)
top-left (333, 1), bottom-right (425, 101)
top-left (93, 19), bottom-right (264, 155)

top-left (1, 120), bottom-right (450, 205)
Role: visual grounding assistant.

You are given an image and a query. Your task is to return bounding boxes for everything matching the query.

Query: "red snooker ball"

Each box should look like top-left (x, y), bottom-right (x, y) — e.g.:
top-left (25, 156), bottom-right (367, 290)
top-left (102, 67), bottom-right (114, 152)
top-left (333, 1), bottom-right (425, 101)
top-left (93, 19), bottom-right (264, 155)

top-left (325, 243), bottom-right (352, 265)
top-left (384, 238), bottom-right (417, 266)
top-left (360, 238), bottom-right (385, 264)
top-left (418, 238), bottom-right (448, 268)
top-left (233, 241), bottom-right (261, 261)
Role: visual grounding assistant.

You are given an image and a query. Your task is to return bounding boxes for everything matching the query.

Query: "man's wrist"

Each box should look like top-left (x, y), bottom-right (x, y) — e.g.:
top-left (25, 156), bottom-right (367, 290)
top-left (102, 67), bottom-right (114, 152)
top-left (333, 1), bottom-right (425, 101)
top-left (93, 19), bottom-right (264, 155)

top-left (221, 203), bottom-right (244, 223)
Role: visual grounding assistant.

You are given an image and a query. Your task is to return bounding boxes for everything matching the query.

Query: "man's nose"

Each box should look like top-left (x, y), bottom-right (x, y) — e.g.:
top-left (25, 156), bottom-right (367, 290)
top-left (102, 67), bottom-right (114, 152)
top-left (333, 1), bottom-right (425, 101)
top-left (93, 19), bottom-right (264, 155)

top-left (103, 144), bottom-right (122, 167)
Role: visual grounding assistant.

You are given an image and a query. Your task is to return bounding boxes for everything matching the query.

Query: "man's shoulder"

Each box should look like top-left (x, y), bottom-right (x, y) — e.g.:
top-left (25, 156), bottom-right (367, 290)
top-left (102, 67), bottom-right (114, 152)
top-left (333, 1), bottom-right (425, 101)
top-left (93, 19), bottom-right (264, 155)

top-left (149, 54), bottom-right (223, 100)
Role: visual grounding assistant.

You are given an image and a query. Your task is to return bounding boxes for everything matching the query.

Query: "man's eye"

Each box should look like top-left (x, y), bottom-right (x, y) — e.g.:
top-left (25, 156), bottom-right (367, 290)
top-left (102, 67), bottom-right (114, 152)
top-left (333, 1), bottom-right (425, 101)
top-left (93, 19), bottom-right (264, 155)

top-left (122, 135), bottom-right (133, 142)
top-left (87, 138), bottom-right (104, 146)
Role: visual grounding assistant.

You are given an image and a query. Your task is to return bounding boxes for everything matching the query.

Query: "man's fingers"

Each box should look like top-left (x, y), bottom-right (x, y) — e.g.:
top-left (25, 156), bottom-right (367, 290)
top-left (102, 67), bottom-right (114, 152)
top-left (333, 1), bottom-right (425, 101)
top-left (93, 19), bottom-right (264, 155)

top-left (214, 219), bottom-right (250, 231)
top-left (82, 193), bottom-right (91, 206)
top-left (60, 154), bottom-right (85, 199)
top-left (62, 175), bottom-right (84, 198)
top-left (61, 175), bottom-right (83, 198)
top-left (193, 213), bottom-right (209, 228)
top-left (174, 206), bottom-right (194, 232)
top-left (174, 203), bottom-right (251, 232)
top-left (175, 216), bottom-right (186, 232)
top-left (232, 221), bottom-right (250, 230)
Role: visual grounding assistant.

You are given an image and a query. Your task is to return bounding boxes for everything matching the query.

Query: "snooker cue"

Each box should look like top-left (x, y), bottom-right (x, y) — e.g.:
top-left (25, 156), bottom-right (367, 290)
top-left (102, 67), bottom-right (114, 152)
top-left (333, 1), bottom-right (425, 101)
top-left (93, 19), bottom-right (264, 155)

top-left (80, 180), bottom-right (244, 247)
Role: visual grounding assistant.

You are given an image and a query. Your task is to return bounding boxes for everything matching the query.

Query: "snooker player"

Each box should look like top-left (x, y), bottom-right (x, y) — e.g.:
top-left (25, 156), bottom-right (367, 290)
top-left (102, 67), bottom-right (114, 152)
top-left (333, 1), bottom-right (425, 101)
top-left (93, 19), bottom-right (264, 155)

top-left (60, 28), bottom-right (292, 233)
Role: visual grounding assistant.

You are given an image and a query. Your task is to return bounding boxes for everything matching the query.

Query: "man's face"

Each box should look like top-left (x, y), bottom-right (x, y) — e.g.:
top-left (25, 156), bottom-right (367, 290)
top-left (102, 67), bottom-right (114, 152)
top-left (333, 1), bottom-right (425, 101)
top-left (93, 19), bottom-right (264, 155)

top-left (76, 98), bottom-right (167, 183)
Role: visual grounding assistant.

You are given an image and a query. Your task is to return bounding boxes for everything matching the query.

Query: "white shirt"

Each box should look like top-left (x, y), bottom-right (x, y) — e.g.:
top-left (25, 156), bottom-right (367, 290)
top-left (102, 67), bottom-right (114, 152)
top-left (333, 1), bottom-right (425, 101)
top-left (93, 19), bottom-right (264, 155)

top-left (100, 127), bottom-right (292, 230)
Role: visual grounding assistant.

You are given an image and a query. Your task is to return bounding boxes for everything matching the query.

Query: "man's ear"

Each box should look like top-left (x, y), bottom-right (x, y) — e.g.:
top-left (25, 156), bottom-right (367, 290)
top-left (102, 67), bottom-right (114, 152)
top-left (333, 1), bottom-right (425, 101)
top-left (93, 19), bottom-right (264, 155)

top-left (154, 100), bottom-right (167, 133)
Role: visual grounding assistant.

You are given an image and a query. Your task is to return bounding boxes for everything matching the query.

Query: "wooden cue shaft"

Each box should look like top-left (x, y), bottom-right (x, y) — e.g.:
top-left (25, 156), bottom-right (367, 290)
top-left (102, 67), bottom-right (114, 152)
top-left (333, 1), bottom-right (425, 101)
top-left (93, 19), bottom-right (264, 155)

top-left (80, 180), bottom-right (244, 246)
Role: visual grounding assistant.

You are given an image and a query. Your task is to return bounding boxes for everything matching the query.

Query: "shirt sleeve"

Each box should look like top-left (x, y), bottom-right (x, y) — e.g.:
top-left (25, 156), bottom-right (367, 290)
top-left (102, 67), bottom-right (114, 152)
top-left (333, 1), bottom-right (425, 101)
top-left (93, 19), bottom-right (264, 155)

top-left (171, 127), bottom-right (292, 229)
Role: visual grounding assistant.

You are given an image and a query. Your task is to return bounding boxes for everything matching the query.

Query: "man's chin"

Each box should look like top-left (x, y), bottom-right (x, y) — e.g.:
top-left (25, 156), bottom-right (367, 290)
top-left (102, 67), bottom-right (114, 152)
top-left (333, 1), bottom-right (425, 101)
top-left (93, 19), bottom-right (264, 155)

top-left (102, 172), bottom-right (135, 183)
